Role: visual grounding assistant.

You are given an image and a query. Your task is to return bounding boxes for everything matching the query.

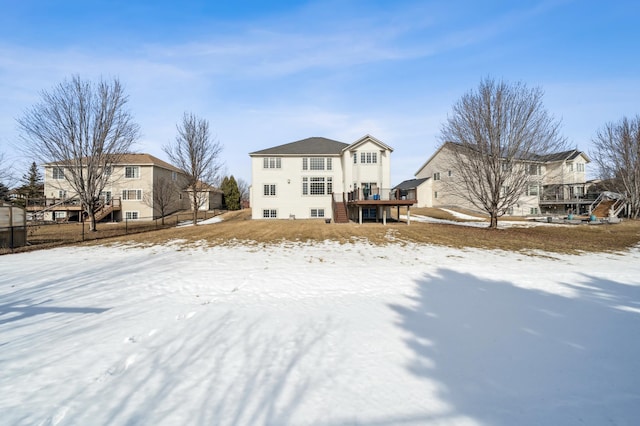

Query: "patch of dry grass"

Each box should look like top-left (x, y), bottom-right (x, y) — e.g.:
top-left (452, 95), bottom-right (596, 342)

top-left (6, 209), bottom-right (639, 255)
top-left (97, 209), bottom-right (640, 255)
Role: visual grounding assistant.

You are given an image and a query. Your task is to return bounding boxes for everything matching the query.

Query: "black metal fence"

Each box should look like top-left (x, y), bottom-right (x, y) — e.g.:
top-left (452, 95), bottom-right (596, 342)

top-left (0, 210), bottom-right (221, 255)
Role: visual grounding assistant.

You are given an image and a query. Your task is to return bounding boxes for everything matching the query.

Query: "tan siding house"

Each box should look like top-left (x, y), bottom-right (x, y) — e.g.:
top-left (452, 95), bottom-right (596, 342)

top-left (413, 143), bottom-right (591, 216)
top-left (43, 153), bottom-right (192, 221)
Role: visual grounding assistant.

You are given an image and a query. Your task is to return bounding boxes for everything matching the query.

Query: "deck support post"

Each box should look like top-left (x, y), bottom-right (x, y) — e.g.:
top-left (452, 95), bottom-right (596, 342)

top-left (358, 206), bottom-right (362, 224)
top-left (383, 207), bottom-right (387, 225)
top-left (407, 205), bottom-right (411, 225)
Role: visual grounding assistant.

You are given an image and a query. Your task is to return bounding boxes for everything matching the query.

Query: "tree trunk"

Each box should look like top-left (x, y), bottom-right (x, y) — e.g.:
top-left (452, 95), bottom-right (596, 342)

top-left (192, 193), bottom-right (198, 225)
top-left (489, 212), bottom-right (499, 229)
top-left (89, 210), bottom-right (98, 232)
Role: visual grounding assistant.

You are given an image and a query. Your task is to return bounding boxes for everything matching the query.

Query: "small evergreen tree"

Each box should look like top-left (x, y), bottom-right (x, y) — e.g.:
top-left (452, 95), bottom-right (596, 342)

top-left (224, 175), bottom-right (241, 210)
top-left (19, 161), bottom-right (43, 199)
top-left (220, 176), bottom-right (230, 209)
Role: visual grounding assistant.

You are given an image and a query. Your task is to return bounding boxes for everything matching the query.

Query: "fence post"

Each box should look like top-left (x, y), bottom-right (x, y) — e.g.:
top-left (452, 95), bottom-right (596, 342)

top-left (82, 221), bottom-right (85, 242)
top-left (125, 217), bottom-right (128, 234)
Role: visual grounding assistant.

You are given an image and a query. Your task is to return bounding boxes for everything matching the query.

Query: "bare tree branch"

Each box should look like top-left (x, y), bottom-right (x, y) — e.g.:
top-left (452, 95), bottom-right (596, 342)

top-left (163, 112), bottom-right (224, 225)
top-left (17, 75), bottom-right (140, 230)
top-left (143, 176), bottom-right (181, 225)
top-left (591, 115), bottom-right (640, 218)
top-left (439, 78), bottom-right (567, 228)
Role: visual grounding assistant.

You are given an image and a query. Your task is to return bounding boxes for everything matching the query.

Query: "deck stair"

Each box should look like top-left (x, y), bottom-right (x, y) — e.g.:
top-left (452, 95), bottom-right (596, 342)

top-left (589, 191), bottom-right (626, 218)
top-left (90, 198), bottom-right (122, 222)
top-left (334, 201), bottom-right (349, 223)
top-left (332, 193), bottom-right (350, 223)
top-left (592, 199), bottom-right (615, 218)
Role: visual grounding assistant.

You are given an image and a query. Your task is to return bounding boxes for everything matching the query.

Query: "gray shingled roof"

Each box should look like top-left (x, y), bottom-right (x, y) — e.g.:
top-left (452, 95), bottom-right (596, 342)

top-left (393, 177), bottom-right (429, 190)
top-left (531, 149), bottom-right (583, 162)
top-left (250, 137), bottom-right (349, 156)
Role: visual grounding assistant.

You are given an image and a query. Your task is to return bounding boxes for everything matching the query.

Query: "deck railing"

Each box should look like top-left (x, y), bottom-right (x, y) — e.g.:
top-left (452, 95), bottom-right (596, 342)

top-left (348, 188), bottom-right (406, 201)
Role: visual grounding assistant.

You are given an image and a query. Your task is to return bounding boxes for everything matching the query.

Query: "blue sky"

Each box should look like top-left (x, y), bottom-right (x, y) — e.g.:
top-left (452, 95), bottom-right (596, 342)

top-left (1, 0), bottom-right (639, 185)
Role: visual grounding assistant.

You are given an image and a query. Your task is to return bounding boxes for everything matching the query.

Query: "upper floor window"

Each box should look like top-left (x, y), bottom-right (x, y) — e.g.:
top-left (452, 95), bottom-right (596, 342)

top-left (263, 184), bottom-right (276, 196)
top-left (529, 164), bottom-right (541, 175)
top-left (353, 153), bottom-right (357, 164)
top-left (360, 152), bottom-right (378, 164)
top-left (122, 189), bottom-right (142, 200)
top-left (433, 172), bottom-right (441, 181)
top-left (125, 166), bottom-right (140, 179)
top-left (576, 163), bottom-right (585, 172)
top-left (171, 171), bottom-right (177, 181)
top-left (302, 176), bottom-right (332, 195)
top-left (303, 157), bottom-right (332, 171)
top-left (527, 185), bottom-right (539, 196)
top-left (52, 167), bottom-right (65, 179)
top-left (263, 157), bottom-right (281, 169)
top-left (104, 166), bottom-right (112, 177)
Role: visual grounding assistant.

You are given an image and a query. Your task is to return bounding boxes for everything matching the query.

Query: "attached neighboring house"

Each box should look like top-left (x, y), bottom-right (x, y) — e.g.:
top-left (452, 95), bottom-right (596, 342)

top-left (249, 135), bottom-right (398, 221)
top-left (41, 153), bottom-right (192, 222)
top-left (411, 142), bottom-right (593, 216)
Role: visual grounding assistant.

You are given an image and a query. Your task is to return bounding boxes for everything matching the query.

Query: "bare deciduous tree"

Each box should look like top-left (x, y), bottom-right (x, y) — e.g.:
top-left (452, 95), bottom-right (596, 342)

top-left (237, 177), bottom-right (250, 207)
top-left (591, 115), bottom-right (640, 218)
top-left (439, 78), bottom-right (566, 228)
top-left (17, 76), bottom-right (140, 230)
top-left (0, 151), bottom-right (12, 186)
top-left (143, 176), bottom-right (181, 225)
top-left (164, 112), bottom-right (223, 225)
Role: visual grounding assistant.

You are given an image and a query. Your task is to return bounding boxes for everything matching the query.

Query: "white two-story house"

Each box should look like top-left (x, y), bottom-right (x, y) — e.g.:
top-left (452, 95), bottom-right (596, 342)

top-left (249, 135), bottom-right (393, 220)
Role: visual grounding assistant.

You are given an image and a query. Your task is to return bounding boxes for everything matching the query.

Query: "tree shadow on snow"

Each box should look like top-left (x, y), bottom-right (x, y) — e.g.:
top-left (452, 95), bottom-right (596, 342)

top-left (0, 299), bottom-right (109, 326)
top-left (388, 269), bottom-right (640, 426)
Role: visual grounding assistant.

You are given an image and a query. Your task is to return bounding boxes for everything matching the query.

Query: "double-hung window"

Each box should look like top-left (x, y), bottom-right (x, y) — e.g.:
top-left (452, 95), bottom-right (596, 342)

top-left (433, 172), bottom-right (441, 181)
top-left (262, 209), bottom-right (277, 218)
top-left (52, 167), bottom-right (64, 179)
top-left (360, 152), bottom-right (378, 164)
top-left (122, 189), bottom-right (142, 200)
top-left (125, 166), bottom-right (140, 179)
top-left (263, 158), bottom-right (281, 169)
top-left (310, 208), bottom-right (325, 218)
top-left (263, 184), bottom-right (276, 196)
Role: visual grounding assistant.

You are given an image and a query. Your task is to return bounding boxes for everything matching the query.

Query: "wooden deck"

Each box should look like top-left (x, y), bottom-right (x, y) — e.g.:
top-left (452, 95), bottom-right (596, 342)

top-left (344, 189), bottom-right (417, 225)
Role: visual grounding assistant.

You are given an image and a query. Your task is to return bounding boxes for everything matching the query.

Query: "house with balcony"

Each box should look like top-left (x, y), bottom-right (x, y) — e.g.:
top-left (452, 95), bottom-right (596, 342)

top-left (38, 153), bottom-right (194, 222)
top-left (250, 135), bottom-right (416, 224)
top-left (407, 142), bottom-right (612, 217)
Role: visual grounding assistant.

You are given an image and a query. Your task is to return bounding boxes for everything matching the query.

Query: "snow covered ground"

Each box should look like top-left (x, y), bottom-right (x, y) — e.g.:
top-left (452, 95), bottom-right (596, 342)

top-left (1, 240), bottom-right (640, 425)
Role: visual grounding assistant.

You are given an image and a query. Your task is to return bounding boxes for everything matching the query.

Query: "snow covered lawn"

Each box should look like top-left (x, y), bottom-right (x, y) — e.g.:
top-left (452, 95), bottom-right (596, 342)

top-left (1, 241), bottom-right (639, 425)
